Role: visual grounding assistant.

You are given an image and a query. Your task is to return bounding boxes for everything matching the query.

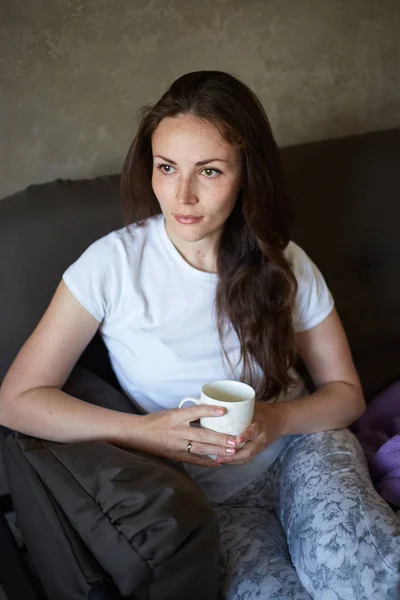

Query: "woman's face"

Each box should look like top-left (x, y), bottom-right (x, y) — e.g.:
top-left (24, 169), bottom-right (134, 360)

top-left (151, 114), bottom-right (243, 250)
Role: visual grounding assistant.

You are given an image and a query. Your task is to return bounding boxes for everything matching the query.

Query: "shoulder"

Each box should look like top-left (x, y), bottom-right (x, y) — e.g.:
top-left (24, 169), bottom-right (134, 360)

top-left (82, 214), bottom-right (162, 265)
top-left (63, 215), bottom-right (163, 288)
top-left (283, 240), bottom-right (314, 281)
top-left (283, 241), bottom-right (335, 332)
top-left (62, 216), bottom-right (163, 322)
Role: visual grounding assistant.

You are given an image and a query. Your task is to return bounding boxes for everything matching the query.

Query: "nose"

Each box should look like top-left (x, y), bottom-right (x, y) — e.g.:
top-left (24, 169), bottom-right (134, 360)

top-left (177, 175), bottom-right (198, 205)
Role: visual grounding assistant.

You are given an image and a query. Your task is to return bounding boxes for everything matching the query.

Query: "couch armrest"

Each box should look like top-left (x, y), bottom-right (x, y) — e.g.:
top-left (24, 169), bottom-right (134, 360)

top-left (4, 432), bottom-right (115, 600)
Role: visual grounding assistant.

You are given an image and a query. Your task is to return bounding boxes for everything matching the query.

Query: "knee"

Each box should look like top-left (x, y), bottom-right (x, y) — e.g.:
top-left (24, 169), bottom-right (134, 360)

top-left (278, 428), bottom-right (367, 481)
top-left (276, 431), bottom-right (400, 596)
top-left (276, 428), bottom-right (374, 526)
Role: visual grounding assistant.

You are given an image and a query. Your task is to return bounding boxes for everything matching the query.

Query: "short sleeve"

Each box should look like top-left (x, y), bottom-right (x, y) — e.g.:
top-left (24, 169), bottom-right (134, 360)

top-left (62, 237), bottom-right (110, 323)
top-left (285, 241), bottom-right (335, 332)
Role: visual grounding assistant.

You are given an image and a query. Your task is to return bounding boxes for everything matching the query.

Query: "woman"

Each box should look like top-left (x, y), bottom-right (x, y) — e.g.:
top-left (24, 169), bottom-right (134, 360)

top-left (0, 71), bottom-right (399, 599)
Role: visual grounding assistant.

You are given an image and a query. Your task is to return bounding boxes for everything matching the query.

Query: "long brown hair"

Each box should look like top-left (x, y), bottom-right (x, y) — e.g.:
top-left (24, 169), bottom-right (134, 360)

top-left (120, 71), bottom-right (298, 400)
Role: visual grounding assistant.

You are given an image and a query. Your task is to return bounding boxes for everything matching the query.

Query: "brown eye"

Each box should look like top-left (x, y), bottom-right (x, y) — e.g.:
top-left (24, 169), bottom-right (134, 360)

top-left (158, 164), bottom-right (175, 174)
top-left (202, 168), bottom-right (220, 178)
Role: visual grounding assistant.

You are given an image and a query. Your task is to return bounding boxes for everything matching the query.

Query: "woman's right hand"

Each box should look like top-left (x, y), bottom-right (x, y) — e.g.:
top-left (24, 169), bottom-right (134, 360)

top-left (133, 405), bottom-right (238, 467)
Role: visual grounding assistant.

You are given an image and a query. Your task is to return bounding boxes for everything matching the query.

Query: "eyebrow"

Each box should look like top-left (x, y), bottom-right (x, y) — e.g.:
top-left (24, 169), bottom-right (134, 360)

top-left (153, 155), bottom-right (229, 166)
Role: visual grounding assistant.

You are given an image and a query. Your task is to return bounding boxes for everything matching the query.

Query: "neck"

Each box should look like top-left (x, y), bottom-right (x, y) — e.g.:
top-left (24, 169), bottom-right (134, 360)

top-left (165, 221), bottom-right (220, 273)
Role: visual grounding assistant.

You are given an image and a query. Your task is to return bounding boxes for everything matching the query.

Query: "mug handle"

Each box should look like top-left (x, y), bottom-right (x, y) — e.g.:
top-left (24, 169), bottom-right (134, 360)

top-left (179, 396), bottom-right (200, 409)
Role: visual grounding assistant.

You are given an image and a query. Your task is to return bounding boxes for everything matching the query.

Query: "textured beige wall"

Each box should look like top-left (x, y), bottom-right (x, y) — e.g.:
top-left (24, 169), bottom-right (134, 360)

top-left (1, 0), bottom-right (400, 200)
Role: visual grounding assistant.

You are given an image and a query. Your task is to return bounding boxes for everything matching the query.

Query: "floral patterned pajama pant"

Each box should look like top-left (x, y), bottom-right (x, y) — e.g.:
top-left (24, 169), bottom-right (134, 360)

top-left (213, 429), bottom-right (400, 600)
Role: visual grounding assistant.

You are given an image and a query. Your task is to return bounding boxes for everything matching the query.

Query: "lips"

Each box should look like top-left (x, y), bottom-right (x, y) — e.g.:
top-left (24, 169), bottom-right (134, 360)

top-left (174, 214), bottom-right (203, 224)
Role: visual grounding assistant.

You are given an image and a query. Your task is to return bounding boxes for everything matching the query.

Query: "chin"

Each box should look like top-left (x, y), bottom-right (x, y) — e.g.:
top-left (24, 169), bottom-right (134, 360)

top-left (170, 219), bottom-right (204, 237)
top-left (174, 228), bottom-right (206, 243)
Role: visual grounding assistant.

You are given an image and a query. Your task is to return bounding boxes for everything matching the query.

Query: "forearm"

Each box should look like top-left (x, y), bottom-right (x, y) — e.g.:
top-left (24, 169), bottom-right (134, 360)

top-left (278, 381), bottom-right (366, 437)
top-left (0, 386), bottom-right (141, 446)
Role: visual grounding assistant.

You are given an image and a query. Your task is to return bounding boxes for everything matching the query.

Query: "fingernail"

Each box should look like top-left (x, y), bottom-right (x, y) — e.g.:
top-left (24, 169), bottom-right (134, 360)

top-left (227, 439), bottom-right (236, 446)
top-left (225, 448), bottom-right (235, 454)
top-left (215, 408), bottom-right (225, 414)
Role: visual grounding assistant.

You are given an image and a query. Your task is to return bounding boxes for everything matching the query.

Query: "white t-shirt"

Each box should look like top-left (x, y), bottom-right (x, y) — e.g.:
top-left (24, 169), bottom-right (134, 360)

top-left (63, 213), bottom-right (334, 502)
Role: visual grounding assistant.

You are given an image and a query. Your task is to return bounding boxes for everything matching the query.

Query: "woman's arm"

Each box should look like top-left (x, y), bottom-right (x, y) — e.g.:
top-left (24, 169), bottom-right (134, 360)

top-left (278, 307), bottom-right (366, 436)
top-left (0, 280), bottom-right (141, 444)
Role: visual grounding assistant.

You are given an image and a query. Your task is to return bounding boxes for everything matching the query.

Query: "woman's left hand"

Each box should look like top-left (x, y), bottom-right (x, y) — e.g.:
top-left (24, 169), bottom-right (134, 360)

top-left (215, 400), bottom-right (288, 466)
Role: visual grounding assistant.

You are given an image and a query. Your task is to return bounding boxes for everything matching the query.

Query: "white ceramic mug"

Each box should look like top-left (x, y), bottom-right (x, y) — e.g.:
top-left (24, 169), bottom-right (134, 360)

top-left (179, 380), bottom-right (255, 445)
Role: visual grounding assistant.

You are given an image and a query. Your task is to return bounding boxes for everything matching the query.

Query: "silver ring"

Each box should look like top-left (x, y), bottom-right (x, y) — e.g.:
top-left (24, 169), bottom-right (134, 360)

top-left (186, 441), bottom-right (193, 453)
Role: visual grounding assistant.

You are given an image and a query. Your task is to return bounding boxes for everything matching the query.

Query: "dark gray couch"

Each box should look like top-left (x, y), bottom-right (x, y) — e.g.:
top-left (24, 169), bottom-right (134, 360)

top-left (0, 127), bottom-right (399, 599)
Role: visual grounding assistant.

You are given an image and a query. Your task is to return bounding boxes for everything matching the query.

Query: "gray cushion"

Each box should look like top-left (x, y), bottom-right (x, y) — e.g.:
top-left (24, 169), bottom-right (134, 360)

top-left (15, 434), bottom-right (220, 599)
top-left (4, 365), bottom-right (220, 599)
